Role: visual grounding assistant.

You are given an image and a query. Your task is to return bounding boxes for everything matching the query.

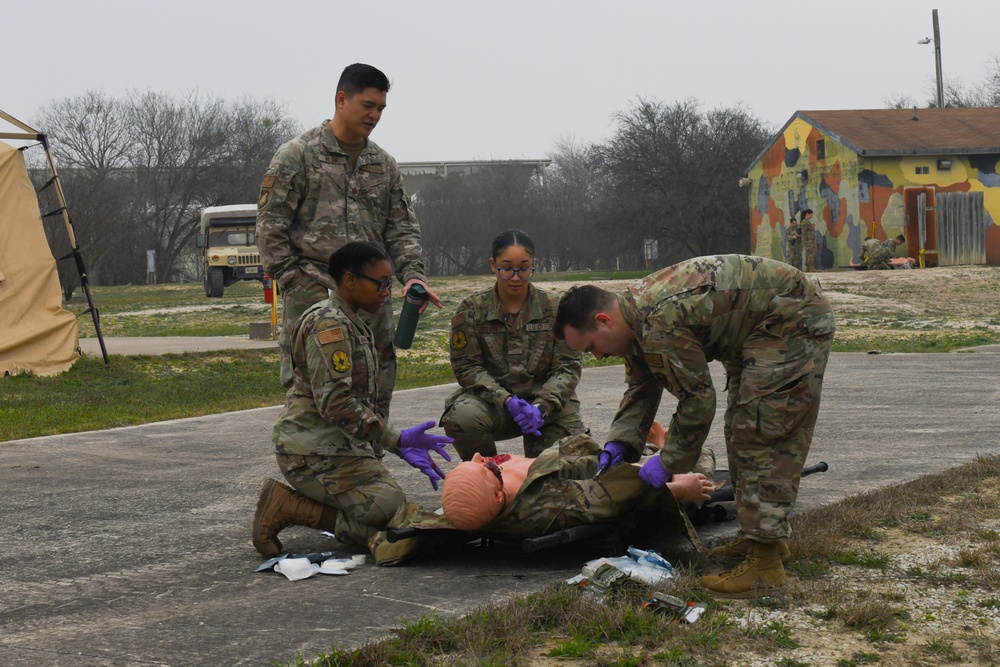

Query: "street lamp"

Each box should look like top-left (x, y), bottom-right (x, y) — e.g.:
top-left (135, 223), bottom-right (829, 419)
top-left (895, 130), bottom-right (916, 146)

top-left (917, 9), bottom-right (944, 108)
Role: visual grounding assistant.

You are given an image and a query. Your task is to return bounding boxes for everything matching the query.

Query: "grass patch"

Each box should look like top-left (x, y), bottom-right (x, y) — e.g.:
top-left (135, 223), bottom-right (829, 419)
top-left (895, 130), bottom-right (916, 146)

top-left (1, 350), bottom-right (285, 441)
top-left (831, 330), bottom-right (1000, 353)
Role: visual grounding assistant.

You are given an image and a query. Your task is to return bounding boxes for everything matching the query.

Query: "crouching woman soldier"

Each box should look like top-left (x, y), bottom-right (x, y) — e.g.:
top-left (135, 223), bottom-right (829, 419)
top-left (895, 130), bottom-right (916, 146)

top-left (252, 242), bottom-right (452, 562)
top-left (440, 229), bottom-right (587, 461)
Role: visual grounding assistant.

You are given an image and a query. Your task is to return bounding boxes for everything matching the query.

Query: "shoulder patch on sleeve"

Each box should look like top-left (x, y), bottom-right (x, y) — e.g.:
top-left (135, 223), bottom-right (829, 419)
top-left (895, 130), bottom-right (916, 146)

top-left (643, 353), bottom-right (664, 368)
top-left (451, 330), bottom-right (468, 350)
top-left (261, 173), bottom-right (276, 189)
top-left (317, 327), bottom-right (345, 345)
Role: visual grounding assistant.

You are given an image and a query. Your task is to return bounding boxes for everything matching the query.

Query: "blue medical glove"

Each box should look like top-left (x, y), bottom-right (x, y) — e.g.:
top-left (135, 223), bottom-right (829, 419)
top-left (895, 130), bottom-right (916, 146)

top-left (506, 396), bottom-right (543, 437)
top-left (400, 446), bottom-right (452, 490)
top-left (399, 420), bottom-right (455, 451)
top-left (596, 441), bottom-right (630, 474)
top-left (638, 456), bottom-right (674, 488)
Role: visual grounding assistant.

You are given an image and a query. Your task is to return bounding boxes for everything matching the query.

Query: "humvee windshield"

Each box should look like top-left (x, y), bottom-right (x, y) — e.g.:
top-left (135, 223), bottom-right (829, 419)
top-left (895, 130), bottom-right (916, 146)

top-left (208, 229), bottom-right (256, 246)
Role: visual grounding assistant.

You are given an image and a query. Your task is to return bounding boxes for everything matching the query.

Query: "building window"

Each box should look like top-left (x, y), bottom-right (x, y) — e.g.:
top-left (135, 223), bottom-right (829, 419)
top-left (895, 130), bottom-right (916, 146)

top-left (915, 166), bottom-right (930, 175)
top-left (816, 139), bottom-right (825, 160)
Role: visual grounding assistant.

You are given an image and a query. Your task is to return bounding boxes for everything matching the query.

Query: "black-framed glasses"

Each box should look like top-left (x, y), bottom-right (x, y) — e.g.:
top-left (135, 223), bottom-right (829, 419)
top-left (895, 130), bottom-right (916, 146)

top-left (496, 267), bottom-right (536, 281)
top-left (351, 272), bottom-right (392, 292)
top-left (483, 458), bottom-right (503, 483)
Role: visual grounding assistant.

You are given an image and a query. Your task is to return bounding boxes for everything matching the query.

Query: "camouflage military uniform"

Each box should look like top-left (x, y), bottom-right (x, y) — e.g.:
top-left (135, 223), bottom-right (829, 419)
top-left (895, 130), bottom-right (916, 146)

top-left (441, 283), bottom-right (587, 460)
top-left (606, 255), bottom-right (835, 543)
top-left (398, 433), bottom-right (716, 545)
top-left (862, 237), bottom-right (891, 270)
top-left (256, 121), bottom-right (426, 417)
top-left (272, 290), bottom-right (407, 550)
top-left (800, 215), bottom-right (816, 271)
top-left (784, 221), bottom-right (802, 270)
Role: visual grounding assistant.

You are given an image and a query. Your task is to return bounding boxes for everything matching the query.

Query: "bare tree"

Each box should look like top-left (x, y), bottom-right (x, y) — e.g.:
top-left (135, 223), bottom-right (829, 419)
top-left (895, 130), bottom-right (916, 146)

top-left (536, 138), bottom-right (601, 271)
top-left (415, 163), bottom-right (545, 276)
top-left (34, 91), bottom-right (137, 292)
top-left (592, 98), bottom-right (771, 268)
top-left (33, 90), bottom-right (300, 286)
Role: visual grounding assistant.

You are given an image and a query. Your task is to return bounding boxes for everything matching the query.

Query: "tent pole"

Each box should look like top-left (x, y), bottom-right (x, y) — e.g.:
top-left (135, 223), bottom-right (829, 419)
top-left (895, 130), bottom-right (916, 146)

top-left (38, 132), bottom-right (111, 366)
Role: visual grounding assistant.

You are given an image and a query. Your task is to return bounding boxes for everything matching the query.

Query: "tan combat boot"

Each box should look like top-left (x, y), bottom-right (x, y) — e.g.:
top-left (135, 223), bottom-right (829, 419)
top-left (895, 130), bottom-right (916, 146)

top-left (251, 479), bottom-right (338, 558)
top-left (712, 536), bottom-right (790, 563)
top-left (700, 540), bottom-right (788, 598)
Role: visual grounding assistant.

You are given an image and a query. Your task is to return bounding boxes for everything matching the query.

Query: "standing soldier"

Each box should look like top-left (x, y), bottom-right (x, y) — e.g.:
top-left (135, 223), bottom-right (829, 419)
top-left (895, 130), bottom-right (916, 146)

top-left (800, 209), bottom-right (816, 271)
top-left (784, 216), bottom-right (802, 270)
top-left (554, 255), bottom-right (835, 598)
top-left (440, 229), bottom-right (588, 461)
top-left (256, 63), bottom-right (441, 418)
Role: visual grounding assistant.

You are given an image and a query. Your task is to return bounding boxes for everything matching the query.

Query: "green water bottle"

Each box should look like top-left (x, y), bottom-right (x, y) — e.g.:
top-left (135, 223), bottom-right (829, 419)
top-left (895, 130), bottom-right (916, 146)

top-left (393, 283), bottom-right (428, 349)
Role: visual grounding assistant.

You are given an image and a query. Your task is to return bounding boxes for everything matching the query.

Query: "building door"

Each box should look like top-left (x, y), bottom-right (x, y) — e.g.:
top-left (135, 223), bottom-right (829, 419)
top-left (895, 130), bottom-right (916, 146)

top-left (904, 187), bottom-right (937, 266)
top-left (936, 191), bottom-right (986, 266)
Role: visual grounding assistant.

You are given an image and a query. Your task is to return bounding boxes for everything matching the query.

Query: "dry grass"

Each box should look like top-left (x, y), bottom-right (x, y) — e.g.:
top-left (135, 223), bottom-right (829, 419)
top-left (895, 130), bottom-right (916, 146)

top-left (285, 455), bottom-right (1000, 666)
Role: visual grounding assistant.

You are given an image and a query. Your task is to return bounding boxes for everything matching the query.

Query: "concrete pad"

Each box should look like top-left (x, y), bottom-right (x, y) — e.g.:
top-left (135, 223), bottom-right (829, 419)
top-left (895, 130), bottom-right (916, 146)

top-left (2, 352), bottom-right (999, 665)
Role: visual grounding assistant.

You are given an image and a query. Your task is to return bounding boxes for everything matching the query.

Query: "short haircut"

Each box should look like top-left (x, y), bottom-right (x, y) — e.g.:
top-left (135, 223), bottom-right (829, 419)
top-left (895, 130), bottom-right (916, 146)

top-left (554, 285), bottom-right (616, 339)
top-left (895, 235), bottom-right (906, 243)
top-left (337, 63), bottom-right (391, 97)
top-left (801, 208), bottom-right (813, 220)
top-left (491, 229), bottom-right (535, 259)
top-left (328, 241), bottom-right (389, 285)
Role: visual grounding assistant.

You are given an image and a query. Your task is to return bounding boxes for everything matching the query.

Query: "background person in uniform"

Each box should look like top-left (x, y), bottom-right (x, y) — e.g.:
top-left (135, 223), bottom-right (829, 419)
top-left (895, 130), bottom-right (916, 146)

top-left (440, 229), bottom-right (587, 461)
top-left (800, 209), bottom-right (816, 271)
top-left (554, 255), bottom-right (835, 598)
top-left (784, 216), bottom-right (802, 270)
top-left (251, 242), bottom-right (452, 563)
top-left (256, 63), bottom-right (441, 419)
top-left (861, 234), bottom-right (905, 270)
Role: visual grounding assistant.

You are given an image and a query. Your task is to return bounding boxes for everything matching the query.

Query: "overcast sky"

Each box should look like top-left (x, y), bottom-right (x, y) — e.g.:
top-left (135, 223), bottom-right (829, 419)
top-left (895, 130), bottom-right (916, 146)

top-left (5, 0), bottom-right (999, 162)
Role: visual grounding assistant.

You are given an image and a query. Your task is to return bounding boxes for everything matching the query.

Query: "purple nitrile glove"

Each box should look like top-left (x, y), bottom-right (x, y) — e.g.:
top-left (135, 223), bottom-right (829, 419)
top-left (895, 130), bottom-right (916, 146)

top-left (399, 420), bottom-right (455, 451)
top-left (638, 456), bottom-right (674, 488)
top-left (400, 445), bottom-right (452, 490)
top-left (506, 396), bottom-right (543, 437)
top-left (597, 441), bottom-right (630, 474)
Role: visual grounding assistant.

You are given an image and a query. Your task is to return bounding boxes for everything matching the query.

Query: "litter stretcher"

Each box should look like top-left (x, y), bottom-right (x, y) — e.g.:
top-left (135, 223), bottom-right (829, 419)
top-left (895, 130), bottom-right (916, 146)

top-left (386, 461), bottom-right (829, 555)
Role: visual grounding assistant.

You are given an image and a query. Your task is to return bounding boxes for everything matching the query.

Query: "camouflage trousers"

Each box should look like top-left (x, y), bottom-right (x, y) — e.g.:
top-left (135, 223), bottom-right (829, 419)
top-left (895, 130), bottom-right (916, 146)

top-left (721, 303), bottom-right (834, 543)
top-left (439, 392), bottom-right (588, 460)
top-left (279, 272), bottom-right (396, 418)
top-left (803, 234), bottom-right (816, 272)
top-left (277, 453), bottom-right (406, 550)
top-left (784, 239), bottom-right (802, 270)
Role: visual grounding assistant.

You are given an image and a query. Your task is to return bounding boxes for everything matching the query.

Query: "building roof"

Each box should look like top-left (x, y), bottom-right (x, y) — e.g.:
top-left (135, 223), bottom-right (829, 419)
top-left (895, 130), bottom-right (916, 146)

top-left (798, 108), bottom-right (1000, 156)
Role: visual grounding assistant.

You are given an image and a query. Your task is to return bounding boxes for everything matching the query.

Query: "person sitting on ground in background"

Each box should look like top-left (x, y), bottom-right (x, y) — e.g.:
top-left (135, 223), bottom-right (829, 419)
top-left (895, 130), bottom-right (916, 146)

top-left (861, 234), bottom-right (905, 270)
top-left (860, 236), bottom-right (879, 266)
top-left (251, 242), bottom-right (453, 563)
top-left (440, 229), bottom-right (588, 461)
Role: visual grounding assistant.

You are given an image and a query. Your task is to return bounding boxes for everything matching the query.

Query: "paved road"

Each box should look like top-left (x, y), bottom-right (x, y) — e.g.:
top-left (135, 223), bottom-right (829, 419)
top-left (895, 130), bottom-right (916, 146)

top-left (78, 336), bottom-right (278, 356)
top-left (2, 349), bottom-right (999, 665)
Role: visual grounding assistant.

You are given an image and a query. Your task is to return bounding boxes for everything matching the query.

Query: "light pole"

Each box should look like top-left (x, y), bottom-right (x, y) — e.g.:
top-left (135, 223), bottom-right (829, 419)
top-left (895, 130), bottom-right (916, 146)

top-left (917, 9), bottom-right (944, 108)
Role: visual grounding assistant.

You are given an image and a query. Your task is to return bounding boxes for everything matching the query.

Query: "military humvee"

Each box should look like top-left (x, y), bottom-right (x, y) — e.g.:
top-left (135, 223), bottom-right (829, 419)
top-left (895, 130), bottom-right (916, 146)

top-left (196, 205), bottom-right (263, 297)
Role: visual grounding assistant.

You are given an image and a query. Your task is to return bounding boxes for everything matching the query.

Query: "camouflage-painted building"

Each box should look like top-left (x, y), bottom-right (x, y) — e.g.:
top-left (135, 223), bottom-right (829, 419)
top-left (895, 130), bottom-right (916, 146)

top-left (744, 108), bottom-right (1000, 268)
